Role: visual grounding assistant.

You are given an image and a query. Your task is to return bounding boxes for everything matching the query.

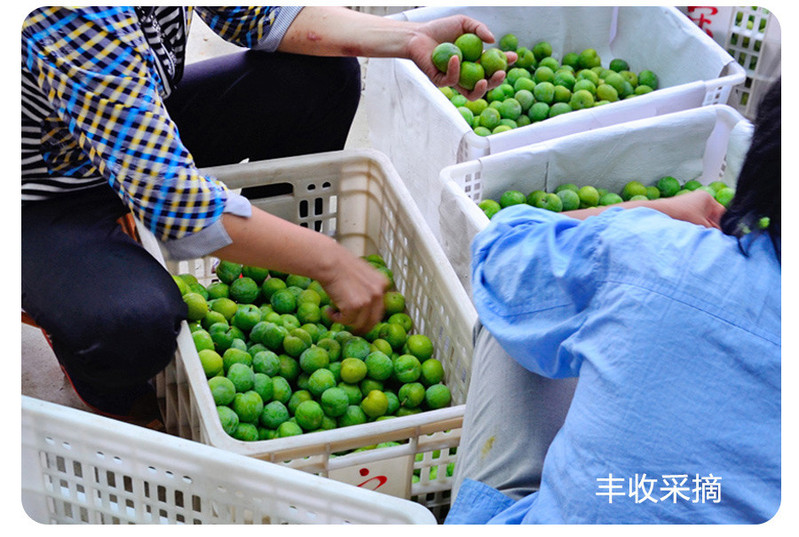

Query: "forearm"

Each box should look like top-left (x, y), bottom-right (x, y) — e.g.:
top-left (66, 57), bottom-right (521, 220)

top-left (564, 199), bottom-right (661, 221)
top-left (277, 6), bottom-right (418, 58)
top-left (278, 7), bottom-right (508, 100)
top-left (212, 206), bottom-right (389, 332)
top-left (212, 207), bottom-right (342, 283)
top-left (563, 190), bottom-right (724, 229)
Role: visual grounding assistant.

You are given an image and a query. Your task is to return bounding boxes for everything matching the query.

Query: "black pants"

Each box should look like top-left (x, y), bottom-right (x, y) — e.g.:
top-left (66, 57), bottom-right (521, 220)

top-left (165, 50), bottom-right (361, 167)
top-left (22, 51), bottom-right (361, 415)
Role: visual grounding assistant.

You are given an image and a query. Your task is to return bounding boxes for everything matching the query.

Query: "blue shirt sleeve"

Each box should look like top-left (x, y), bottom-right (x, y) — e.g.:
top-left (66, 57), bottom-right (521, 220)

top-left (445, 479), bottom-right (516, 524)
top-left (471, 205), bottom-right (617, 378)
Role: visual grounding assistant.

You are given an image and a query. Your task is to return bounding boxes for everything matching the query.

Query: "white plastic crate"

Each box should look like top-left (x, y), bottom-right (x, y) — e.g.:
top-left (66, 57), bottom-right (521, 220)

top-left (135, 149), bottom-right (477, 518)
top-left (348, 6), bottom-right (416, 17)
top-left (20, 396), bottom-right (437, 524)
top-left (437, 105), bottom-right (753, 296)
top-left (364, 5), bottom-right (746, 243)
top-left (723, 7), bottom-right (781, 120)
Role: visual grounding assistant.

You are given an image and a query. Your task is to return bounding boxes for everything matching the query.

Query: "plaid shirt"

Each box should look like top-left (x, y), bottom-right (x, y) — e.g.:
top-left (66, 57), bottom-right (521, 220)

top-left (21, 6), bottom-right (298, 247)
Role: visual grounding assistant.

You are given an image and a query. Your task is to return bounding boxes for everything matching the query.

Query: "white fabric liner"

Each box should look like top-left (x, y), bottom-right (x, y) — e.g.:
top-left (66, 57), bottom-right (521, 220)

top-left (364, 6), bottom-right (743, 242)
top-left (437, 105), bottom-right (753, 296)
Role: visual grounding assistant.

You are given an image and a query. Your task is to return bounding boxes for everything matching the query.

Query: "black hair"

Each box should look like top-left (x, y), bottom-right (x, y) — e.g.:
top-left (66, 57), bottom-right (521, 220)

top-left (720, 77), bottom-right (781, 260)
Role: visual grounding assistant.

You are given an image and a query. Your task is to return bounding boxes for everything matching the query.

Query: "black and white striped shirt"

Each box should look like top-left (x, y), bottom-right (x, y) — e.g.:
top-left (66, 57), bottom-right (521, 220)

top-left (22, 6), bottom-right (299, 247)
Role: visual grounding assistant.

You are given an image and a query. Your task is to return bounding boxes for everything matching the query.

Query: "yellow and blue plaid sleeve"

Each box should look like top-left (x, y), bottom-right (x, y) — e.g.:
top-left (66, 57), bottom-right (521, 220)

top-left (22, 6), bottom-right (230, 242)
top-left (195, 6), bottom-right (302, 51)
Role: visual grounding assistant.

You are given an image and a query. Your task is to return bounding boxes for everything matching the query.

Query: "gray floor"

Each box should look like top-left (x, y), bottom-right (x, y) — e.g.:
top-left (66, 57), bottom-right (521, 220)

top-left (21, 13), bottom-right (374, 414)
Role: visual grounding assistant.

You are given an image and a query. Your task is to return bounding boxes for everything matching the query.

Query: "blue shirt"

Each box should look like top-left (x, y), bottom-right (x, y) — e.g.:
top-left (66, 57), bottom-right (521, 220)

top-left (447, 205), bottom-right (781, 524)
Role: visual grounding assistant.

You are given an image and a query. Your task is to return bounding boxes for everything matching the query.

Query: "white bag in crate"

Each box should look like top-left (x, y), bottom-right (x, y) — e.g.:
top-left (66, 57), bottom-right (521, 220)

top-left (437, 105), bottom-right (753, 296)
top-left (365, 6), bottom-right (746, 243)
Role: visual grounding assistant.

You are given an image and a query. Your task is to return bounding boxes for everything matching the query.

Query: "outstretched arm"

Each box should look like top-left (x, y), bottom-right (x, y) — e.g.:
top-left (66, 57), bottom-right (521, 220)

top-left (278, 6), bottom-right (515, 100)
top-left (212, 208), bottom-right (389, 334)
top-left (564, 190), bottom-right (725, 229)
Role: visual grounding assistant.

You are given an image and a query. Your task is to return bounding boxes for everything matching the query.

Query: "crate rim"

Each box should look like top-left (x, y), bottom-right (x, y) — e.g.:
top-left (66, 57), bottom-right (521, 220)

top-left (440, 103), bottom-right (749, 187)
top-left (199, 148), bottom-right (401, 189)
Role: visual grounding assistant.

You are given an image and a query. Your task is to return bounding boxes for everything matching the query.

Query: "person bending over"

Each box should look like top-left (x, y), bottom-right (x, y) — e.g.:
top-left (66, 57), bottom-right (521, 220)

top-left (21, 6), bottom-right (511, 423)
top-left (446, 79), bottom-right (781, 524)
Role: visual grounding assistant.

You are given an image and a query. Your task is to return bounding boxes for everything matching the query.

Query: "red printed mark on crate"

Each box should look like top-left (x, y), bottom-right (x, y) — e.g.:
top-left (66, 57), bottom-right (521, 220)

top-left (687, 6), bottom-right (719, 38)
top-left (328, 456), bottom-right (410, 497)
top-left (356, 468), bottom-right (389, 491)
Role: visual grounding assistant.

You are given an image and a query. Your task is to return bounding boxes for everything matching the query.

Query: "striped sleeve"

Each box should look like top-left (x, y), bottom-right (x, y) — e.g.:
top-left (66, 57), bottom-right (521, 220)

top-left (21, 6), bottom-right (234, 245)
top-left (195, 6), bottom-right (303, 51)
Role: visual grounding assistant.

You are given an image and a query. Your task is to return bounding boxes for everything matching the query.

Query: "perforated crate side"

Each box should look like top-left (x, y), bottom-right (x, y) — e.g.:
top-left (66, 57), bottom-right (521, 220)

top-left (21, 396), bottom-right (438, 524)
top-left (724, 7), bottom-right (780, 119)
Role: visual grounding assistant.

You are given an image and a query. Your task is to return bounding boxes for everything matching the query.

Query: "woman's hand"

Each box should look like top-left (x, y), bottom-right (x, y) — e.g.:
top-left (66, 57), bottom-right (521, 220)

top-left (281, 8), bottom-right (516, 101)
top-left (408, 15), bottom-right (517, 100)
top-left (657, 189), bottom-right (726, 229)
top-left (318, 247), bottom-right (389, 334)
top-left (564, 189), bottom-right (726, 230)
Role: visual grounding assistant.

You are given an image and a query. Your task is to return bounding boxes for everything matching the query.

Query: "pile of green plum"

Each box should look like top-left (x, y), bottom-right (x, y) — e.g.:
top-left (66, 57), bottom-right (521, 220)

top-left (478, 176), bottom-right (736, 219)
top-left (436, 32), bottom-right (661, 136)
top-left (174, 254), bottom-right (453, 442)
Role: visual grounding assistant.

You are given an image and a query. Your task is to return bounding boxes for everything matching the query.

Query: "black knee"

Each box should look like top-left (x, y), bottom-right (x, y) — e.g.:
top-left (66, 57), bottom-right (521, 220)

top-left (107, 290), bottom-right (185, 381)
top-left (56, 275), bottom-right (187, 390)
